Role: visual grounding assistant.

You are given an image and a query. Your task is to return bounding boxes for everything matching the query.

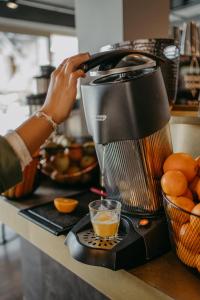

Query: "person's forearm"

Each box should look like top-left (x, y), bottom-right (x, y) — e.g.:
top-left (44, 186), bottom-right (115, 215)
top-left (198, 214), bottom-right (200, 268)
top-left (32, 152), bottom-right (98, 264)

top-left (16, 53), bottom-right (89, 158)
top-left (16, 114), bottom-right (54, 156)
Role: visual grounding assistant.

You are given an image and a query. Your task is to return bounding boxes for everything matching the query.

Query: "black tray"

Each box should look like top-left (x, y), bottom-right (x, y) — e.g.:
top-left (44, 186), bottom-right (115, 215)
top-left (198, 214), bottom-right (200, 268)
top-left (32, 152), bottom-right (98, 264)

top-left (18, 191), bottom-right (98, 236)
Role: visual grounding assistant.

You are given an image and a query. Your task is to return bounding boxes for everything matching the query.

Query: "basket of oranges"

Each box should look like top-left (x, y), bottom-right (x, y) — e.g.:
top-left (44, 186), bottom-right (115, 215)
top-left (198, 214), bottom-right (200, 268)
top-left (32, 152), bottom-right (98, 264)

top-left (40, 135), bottom-right (99, 186)
top-left (161, 152), bottom-right (200, 273)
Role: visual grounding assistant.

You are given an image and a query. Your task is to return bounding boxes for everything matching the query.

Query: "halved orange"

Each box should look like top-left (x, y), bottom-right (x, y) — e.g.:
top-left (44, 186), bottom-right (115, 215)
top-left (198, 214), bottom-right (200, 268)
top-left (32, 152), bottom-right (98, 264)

top-left (54, 198), bottom-right (78, 213)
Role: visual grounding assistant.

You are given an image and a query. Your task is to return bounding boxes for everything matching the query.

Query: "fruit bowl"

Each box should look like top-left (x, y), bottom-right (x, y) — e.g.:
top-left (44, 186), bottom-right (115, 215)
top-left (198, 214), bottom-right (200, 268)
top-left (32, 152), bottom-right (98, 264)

top-left (2, 156), bottom-right (40, 199)
top-left (163, 194), bottom-right (200, 274)
top-left (40, 136), bottom-right (99, 186)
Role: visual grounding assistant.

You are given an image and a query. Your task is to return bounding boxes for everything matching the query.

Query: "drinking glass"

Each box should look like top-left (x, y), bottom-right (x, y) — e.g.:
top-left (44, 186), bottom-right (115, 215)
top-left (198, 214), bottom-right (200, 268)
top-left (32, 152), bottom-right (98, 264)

top-left (89, 199), bottom-right (121, 240)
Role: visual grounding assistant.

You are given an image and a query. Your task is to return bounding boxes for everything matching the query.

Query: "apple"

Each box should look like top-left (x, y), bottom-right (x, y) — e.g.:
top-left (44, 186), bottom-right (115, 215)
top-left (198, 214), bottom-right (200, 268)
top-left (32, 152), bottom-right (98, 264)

top-left (83, 142), bottom-right (96, 156)
top-left (51, 153), bottom-right (70, 173)
top-left (80, 155), bottom-right (96, 169)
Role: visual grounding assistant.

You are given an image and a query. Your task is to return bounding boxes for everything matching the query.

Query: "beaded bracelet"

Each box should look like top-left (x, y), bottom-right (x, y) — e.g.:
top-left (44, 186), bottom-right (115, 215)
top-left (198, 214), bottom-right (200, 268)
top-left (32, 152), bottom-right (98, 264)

top-left (35, 111), bottom-right (58, 131)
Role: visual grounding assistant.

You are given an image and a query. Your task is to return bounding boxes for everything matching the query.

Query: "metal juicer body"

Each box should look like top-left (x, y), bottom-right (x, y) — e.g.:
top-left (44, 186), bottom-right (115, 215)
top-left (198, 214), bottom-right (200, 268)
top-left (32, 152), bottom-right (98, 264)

top-left (81, 65), bottom-right (172, 215)
top-left (95, 125), bottom-right (172, 214)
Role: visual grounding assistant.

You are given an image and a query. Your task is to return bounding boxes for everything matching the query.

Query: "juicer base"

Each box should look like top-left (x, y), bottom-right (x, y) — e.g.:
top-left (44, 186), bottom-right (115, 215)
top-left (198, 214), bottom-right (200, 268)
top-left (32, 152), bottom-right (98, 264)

top-left (65, 213), bottom-right (170, 270)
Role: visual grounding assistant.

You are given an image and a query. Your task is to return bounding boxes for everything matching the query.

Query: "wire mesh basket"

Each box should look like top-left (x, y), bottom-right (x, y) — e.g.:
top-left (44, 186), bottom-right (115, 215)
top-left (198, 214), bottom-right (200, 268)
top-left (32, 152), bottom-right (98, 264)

top-left (163, 194), bottom-right (200, 274)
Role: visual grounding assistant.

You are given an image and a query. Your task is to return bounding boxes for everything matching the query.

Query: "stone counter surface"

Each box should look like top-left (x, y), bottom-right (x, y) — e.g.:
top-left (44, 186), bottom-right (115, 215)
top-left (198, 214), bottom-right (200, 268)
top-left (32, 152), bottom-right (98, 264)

top-left (0, 183), bottom-right (199, 300)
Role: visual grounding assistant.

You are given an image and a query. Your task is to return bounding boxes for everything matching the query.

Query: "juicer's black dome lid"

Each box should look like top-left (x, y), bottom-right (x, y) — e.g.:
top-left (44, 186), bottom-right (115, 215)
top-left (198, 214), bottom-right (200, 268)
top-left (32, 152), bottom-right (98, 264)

top-left (93, 68), bottom-right (154, 85)
top-left (80, 49), bottom-right (170, 142)
top-left (89, 52), bottom-right (156, 84)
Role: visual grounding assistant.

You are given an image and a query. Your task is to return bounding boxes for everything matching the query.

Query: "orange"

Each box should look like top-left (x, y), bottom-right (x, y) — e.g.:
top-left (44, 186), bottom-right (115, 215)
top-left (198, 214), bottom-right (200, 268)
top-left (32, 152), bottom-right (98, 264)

top-left (189, 176), bottom-right (200, 200)
top-left (163, 153), bottom-right (198, 182)
top-left (195, 156), bottom-right (200, 167)
top-left (161, 170), bottom-right (187, 196)
top-left (196, 254), bottom-right (200, 272)
top-left (194, 179), bottom-right (200, 200)
top-left (176, 242), bottom-right (197, 268)
top-left (166, 196), bottom-right (195, 224)
top-left (190, 203), bottom-right (200, 235)
top-left (68, 143), bottom-right (83, 161)
top-left (195, 156), bottom-right (200, 176)
top-left (181, 188), bottom-right (193, 201)
top-left (189, 176), bottom-right (199, 192)
top-left (179, 223), bottom-right (200, 253)
top-left (54, 198), bottom-right (78, 213)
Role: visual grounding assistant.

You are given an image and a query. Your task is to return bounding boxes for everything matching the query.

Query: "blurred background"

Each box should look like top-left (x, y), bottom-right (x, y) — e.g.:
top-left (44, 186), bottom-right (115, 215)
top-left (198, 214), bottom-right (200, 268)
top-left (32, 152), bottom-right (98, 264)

top-left (0, 0), bottom-right (78, 135)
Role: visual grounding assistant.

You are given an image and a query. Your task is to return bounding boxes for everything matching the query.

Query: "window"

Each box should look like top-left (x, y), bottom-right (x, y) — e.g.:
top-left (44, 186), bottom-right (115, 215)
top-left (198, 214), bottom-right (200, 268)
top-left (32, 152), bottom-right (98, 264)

top-left (0, 32), bottom-right (78, 135)
top-left (50, 35), bottom-right (78, 67)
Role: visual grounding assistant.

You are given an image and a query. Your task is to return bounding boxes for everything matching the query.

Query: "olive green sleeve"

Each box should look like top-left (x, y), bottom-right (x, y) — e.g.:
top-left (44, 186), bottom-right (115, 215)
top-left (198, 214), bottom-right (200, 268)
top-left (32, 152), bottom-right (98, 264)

top-left (0, 136), bottom-right (22, 193)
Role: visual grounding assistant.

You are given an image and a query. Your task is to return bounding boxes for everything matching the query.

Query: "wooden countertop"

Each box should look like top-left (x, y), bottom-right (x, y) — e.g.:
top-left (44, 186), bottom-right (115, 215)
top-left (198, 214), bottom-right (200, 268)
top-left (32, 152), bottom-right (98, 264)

top-left (171, 110), bottom-right (199, 118)
top-left (170, 110), bottom-right (200, 125)
top-left (0, 183), bottom-right (199, 300)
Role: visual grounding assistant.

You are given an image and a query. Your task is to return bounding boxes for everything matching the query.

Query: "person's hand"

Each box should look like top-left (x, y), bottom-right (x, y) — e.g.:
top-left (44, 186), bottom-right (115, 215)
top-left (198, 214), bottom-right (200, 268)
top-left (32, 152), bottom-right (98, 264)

top-left (41, 52), bottom-right (90, 124)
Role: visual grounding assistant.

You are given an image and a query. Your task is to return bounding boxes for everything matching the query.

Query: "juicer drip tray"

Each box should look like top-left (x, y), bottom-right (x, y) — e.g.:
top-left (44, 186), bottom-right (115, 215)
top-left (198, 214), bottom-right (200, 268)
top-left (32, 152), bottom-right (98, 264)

top-left (78, 229), bottom-right (125, 250)
top-left (66, 213), bottom-right (171, 270)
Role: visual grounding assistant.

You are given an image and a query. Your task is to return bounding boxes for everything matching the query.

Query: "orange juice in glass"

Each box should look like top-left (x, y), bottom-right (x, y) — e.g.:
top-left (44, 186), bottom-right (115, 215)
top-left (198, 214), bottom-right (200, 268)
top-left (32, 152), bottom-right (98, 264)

top-left (89, 199), bottom-right (121, 239)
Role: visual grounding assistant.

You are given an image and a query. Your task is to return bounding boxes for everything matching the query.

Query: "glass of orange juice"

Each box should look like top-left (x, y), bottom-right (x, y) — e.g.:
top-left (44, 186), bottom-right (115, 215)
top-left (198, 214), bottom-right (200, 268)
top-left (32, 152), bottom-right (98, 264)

top-left (89, 199), bottom-right (121, 240)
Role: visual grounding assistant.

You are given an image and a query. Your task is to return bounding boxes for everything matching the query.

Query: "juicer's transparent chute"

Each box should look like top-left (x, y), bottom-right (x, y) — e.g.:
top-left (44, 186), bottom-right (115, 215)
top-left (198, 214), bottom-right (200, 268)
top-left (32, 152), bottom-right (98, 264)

top-left (95, 124), bottom-right (172, 215)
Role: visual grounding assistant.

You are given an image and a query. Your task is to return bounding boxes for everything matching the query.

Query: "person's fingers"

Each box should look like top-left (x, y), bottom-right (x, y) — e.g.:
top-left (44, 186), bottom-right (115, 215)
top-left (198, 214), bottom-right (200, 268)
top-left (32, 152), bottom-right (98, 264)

top-left (51, 53), bottom-right (89, 84)
top-left (51, 58), bottom-right (67, 78)
top-left (64, 53), bottom-right (90, 76)
top-left (68, 69), bottom-right (85, 86)
top-left (53, 58), bottom-right (69, 77)
top-left (58, 55), bottom-right (81, 72)
top-left (57, 62), bottom-right (65, 69)
top-left (58, 58), bottom-right (68, 70)
top-left (67, 69), bottom-right (85, 99)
